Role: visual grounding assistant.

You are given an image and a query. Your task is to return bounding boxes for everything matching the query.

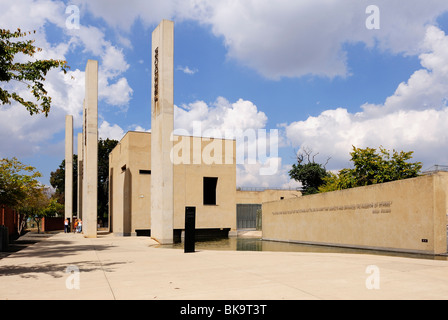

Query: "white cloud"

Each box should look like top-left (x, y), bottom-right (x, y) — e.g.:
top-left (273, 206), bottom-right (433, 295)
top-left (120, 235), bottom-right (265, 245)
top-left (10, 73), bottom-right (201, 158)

top-left (287, 108), bottom-right (448, 169)
top-left (67, 26), bottom-right (133, 109)
top-left (67, 0), bottom-right (448, 79)
top-left (68, 25), bottom-right (107, 57)
top-left (0, 101), bottom-right (68, 159)
top-left (102, 46), bottom-right (130, 75)
top-left (129, 125), bottom-right (150, 133)
top-left (206, 0), bottom-right (448, 79)
top-left (173, 97), bottom-right (292, 186)
top-left (96, 97), bottom-right (287, 187)
top-left (44, 69), bottom-right (85, 124)
top-left (237, 158), bottom-right (302, 189)
top-left (174, 97), bottom-right (267, 135)
top-left (362, 26), bottom-right (448, 116)
top-left (285, 26), bottom-right (448, 169)
top-left (3, 0), bottom-right (448, 187)
top-left (0, 0), bottom-right (66, 31)
top-left (98, 121), bottom-right (125, 141)
top-left (72, 0), bottom-right (178, 31)
top-left (0, 0), bottom-right (134, 163)
top-left (177, 65), bottom-right (198, 75)
top-left (99, 76), bottom-right (133, 109)
top-left (97, 122), bottom-right (150, 142)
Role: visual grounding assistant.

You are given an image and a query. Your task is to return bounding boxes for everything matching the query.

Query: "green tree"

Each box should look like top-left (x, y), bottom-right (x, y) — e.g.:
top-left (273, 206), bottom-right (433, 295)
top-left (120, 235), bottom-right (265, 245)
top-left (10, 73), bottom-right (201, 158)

top-left (319, 146), bottom-right (422, 192)
top-left (18, 186), bottom-right (62, 234)
top-left (289, 148), bottom-right (330, 195)
top-left (0, 28), bottom-right (69, 116)
top-left (318, 169), bottom-right (356, 193)
top-left (50, 155), bottom-right (77, 212)
top-left (98, 138), bottom-right (119, 222)
top-left (0, 157), bottom-right (41, 208)
top-left (44, 198), bottom-right (64, 217)
top-left (50, 138), bottom-right (119, 222)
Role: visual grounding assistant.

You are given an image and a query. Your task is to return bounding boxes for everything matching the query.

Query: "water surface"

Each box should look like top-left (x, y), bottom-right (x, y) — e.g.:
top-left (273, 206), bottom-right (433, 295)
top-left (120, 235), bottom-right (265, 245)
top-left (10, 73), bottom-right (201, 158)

top-left (167, 236), bottom-right (448, 261)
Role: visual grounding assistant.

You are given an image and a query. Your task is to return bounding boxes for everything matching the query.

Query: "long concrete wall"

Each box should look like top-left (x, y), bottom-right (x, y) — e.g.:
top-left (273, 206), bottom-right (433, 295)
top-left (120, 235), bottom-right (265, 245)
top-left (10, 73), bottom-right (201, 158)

top-left (236, 189), bottom-right (301, 205)
top-left (262, 172), bottom-right (448, 255)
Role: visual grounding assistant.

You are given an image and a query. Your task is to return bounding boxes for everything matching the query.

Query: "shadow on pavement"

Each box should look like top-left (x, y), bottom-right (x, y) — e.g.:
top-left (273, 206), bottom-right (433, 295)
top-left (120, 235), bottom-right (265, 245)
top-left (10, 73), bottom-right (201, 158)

top-left (0, 259), bottom-right (128, 279)
top-left (0, 231), bottom-right (128, 278)
top-left (0, 231), bottom-right (58, 260)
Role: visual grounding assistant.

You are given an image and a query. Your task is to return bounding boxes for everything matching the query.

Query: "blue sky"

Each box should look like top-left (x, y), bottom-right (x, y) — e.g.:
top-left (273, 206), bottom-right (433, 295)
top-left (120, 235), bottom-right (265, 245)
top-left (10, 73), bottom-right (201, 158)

top-left (2, 0), bottom-right (448, 189)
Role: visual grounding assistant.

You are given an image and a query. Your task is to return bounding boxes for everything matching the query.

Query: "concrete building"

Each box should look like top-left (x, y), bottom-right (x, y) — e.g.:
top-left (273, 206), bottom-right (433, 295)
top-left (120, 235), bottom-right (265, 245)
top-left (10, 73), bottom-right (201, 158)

top-left (236, 189), bottom-right (301, 204)
top-left (109, 131), bottom-right (301, 240)
top-left (109, 131), bottom-right (237, 239)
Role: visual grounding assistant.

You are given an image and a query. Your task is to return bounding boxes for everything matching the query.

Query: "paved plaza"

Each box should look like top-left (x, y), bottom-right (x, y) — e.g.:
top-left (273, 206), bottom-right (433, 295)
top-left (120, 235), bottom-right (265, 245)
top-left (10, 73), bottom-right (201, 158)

top-left (0, 232), bottom-right (448, 300)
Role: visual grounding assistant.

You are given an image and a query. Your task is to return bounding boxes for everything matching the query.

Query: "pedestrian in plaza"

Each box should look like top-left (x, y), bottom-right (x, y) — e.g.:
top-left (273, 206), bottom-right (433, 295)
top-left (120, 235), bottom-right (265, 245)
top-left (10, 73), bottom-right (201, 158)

top-left (64, 218), bottom-right (69, 233)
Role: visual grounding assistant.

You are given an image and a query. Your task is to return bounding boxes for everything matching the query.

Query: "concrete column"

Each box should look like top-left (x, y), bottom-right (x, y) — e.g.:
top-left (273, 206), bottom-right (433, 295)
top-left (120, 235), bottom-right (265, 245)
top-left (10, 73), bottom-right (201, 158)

top-left (83, 60), bottom-right (98, 238)
top-left (150, 20), bottom-right (174, 244)
top-left (77, 133), bottom-right (83, 220)
top-left (65, 115), bottom-right (73, 221)
top-left (82, 100), bottom-right (86, 227)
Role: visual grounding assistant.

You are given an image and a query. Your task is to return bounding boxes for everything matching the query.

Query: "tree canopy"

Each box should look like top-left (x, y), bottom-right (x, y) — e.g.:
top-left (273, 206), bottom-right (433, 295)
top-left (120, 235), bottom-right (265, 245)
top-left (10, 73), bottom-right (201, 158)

top-left (319, 146), bottom-right (422, 192)
top-left (98, 139), bottom-right (119, 219)
top-left (0, 28), bottom-right (69, 116)
top-left (0, 157), bottom-right (61, 234)
top-left (288, 148), bottom-right (330, 195)
top-left (17, 185), bottom-right (63, 234)
top-left (50, 155), bottom-right (77, 211)
top-left (0, 157), bottom-right (42, 208)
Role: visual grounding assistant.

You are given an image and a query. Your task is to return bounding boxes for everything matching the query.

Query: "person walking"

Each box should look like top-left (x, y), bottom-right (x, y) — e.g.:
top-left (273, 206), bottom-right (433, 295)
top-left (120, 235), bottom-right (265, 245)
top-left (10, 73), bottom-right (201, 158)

top-left (64, 218), bottom-right (69, 233)
top-left (77, 219), bottom-right (82, 233)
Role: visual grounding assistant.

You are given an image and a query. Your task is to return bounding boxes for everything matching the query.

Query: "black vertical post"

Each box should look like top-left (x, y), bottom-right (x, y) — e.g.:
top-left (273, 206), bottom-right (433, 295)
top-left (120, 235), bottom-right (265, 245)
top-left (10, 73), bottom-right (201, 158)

top-left (0, 226), bottom-right (8, 252)
top-left (184, 207), bottom-right (196, 253)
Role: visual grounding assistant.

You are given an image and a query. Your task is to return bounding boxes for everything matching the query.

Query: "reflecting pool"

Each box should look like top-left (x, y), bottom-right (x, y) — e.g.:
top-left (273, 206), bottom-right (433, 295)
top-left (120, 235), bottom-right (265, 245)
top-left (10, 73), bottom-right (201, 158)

top-left (165, 236), bottom-right (448, 261)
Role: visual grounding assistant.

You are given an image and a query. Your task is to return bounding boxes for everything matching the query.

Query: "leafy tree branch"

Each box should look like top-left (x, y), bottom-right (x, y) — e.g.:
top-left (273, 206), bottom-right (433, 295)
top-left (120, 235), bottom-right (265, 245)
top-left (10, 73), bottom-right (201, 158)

top-left (0, 28), bottom-right (70, 116)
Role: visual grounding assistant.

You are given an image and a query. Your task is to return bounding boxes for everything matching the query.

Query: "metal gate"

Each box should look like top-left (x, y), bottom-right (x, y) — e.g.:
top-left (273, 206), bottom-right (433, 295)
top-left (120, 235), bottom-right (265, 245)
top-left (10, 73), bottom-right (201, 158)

top-left (237, 204), bottom-right (261, 229)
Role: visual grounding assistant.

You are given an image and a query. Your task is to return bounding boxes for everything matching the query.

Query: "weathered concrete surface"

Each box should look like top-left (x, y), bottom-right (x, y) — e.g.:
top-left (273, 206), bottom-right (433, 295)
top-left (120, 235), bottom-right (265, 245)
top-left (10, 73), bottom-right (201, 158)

top-left (150, 20), bottom-right (175, 244)
top-left (83, 60), bottom-right (98, 238)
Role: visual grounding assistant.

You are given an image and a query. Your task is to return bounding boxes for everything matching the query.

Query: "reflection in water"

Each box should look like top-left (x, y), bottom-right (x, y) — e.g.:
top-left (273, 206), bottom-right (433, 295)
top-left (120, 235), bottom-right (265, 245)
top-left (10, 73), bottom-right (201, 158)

top-left (168, 237), bottom-right (448, 261)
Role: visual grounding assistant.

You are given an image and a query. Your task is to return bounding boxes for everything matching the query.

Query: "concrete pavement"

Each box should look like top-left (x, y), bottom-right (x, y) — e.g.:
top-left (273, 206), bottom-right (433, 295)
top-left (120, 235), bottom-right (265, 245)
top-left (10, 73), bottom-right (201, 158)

top-left (1, 231), bottom-right (448, 300)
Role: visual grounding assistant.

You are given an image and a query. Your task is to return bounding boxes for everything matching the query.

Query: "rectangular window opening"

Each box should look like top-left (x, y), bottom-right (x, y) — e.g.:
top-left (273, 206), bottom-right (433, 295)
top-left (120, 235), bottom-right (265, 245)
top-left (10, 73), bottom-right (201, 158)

top-left (203, 177), bottom-right (218, 205)
top-left (139, 170), bottom-right (152, 175)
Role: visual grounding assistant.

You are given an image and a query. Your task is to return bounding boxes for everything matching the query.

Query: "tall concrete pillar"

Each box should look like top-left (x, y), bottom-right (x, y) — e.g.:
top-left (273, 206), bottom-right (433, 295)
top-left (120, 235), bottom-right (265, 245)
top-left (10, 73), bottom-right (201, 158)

top-left (77, 133), bottom-right (83, 220)
top-left (82, 100), bottom-right (86, 226)
top-left (65, 115), bottom-right (73, 221)
top-left (150, 20), bottom-right (174, 244)
top-left (83, 60), bottom-right (98, 238)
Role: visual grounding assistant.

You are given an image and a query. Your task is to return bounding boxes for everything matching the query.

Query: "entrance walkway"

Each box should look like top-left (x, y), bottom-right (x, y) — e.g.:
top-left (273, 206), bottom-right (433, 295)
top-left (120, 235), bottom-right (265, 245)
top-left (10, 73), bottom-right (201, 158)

top-left (1, 232), bottom-right (448, 300)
